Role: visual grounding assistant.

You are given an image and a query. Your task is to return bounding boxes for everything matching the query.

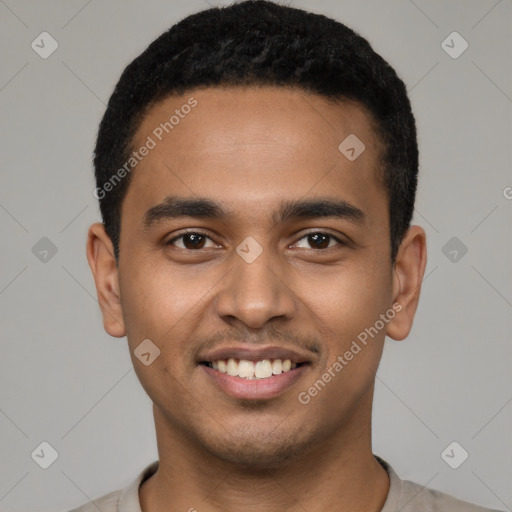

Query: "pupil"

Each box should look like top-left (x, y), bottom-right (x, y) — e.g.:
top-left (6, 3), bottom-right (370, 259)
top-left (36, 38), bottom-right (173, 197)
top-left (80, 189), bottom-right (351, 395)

top-left (181, 233), bottom-right (330, 250)
top-left (185, 233), bottom-right (205, 249)
top-left (310, 233), bottom-right (329, 249)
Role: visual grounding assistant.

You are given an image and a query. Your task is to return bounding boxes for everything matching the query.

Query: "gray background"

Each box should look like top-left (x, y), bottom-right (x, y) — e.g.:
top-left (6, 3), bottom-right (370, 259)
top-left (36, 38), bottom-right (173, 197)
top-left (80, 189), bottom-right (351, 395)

top-left (0, 1), bottom-right (511, 511)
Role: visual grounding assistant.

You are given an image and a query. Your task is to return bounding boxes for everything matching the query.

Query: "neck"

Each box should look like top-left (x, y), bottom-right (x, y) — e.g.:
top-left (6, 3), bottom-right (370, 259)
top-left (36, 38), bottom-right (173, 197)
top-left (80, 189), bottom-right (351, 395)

top-left (140, 394), bottom-right (389, 512)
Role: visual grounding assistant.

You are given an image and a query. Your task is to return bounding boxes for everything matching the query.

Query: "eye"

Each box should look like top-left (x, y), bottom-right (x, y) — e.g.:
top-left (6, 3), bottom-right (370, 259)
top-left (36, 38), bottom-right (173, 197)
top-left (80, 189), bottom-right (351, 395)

top-left (165, 230), bottom-right (346, 251)
top-left (294, 232), bottom-right (345, 250)
top-left (166, 231), bottom-right (218, 250)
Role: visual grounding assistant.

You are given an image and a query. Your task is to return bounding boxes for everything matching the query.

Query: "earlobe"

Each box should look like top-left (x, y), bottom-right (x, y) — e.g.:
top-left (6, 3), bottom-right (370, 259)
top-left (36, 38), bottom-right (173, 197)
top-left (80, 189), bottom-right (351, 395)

top-left (386, 225), bottom-right (427, 342)
top-left (86, 223), bottom-right (126, 338)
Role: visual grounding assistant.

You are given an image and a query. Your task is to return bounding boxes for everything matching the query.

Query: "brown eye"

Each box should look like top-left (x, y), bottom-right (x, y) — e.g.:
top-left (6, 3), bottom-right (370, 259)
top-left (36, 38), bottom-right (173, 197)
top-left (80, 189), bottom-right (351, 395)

top-left (295, 232), bottom-right (345, 250)
top-left (167, 232), bottom-right (216, 250)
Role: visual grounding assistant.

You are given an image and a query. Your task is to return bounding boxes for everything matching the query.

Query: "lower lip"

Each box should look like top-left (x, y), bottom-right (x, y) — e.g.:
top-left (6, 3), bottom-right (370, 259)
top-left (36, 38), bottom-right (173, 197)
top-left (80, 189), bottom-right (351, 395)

top-left (200, 364), bottom-right (308, 400)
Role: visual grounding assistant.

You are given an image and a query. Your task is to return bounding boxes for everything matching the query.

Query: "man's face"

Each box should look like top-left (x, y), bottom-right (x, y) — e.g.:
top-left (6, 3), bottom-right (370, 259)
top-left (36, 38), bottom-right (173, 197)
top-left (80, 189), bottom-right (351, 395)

top-left (113, 87), bottom-right (398, 467)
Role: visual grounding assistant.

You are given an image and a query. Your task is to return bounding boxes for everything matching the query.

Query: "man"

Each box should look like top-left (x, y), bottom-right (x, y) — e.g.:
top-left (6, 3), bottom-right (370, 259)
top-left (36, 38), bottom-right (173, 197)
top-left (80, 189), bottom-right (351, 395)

top-left (72, 1), bottom-right (503, 511)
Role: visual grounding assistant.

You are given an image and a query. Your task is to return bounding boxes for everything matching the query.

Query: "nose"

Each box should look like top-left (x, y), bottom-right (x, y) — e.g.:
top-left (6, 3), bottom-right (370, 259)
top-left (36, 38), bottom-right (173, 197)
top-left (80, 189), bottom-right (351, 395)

top-left (214, 244), bottom-right (297, 329)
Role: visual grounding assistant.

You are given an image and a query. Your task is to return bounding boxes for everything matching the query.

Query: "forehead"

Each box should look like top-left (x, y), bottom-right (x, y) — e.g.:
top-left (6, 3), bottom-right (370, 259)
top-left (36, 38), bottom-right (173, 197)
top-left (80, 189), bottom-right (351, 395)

top-left (124, 86), bottom-right (386, 226)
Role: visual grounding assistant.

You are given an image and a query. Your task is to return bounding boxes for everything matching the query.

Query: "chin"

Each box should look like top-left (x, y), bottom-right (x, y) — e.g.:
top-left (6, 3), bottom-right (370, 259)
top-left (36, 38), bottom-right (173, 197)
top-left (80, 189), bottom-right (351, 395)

top-left (198, 424), bottom-right (311, 472)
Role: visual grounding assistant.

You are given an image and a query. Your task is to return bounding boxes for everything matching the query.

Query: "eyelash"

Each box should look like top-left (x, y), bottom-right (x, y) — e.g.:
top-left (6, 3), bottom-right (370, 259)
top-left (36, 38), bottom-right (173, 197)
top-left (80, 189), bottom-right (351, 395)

top-left (166, 230), bottom-right (346, 251)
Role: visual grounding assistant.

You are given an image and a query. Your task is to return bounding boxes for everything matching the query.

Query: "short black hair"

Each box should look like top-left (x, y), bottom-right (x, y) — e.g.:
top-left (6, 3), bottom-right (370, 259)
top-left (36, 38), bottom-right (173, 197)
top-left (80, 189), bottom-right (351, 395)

top-left (93, 0), bottom-right (418, 265)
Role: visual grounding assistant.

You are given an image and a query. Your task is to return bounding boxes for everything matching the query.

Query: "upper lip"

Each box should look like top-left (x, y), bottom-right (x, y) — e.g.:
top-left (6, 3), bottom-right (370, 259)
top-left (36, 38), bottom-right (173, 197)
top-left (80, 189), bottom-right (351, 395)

top-left (198, 345), bottom-right (313, 364)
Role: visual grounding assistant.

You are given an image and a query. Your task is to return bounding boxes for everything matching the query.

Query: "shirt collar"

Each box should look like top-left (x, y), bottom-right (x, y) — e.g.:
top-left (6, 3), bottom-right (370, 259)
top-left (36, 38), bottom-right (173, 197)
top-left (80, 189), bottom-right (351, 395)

top-left (117, 459), bottom-right (158, 512)
top-left (376, 455), bottom-right (402, 512)
top-left (117, 456), bottom-right (400, 511)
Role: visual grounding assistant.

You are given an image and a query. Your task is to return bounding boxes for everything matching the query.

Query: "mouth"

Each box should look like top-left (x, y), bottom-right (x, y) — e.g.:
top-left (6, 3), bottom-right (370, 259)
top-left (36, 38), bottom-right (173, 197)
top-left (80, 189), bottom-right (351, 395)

top-left (200, 358), bottom-right (305, 380)
top-left (197, 347), bottom-right (312, 400)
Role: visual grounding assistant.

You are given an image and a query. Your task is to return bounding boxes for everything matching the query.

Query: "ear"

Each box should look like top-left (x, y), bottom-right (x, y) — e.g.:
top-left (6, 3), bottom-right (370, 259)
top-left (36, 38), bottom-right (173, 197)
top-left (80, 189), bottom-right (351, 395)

top-left (386, 225), bottom-right (427, 341)
top-left (86, 223), bottom-right (126, 338)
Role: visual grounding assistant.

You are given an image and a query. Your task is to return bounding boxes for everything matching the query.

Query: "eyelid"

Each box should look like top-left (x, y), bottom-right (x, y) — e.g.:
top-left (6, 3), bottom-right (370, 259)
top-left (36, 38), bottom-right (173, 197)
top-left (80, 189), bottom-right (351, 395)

top-left (292, 230), bottom-right (347, 249)
top-left (166, 229), bottom-right (348, 249)
top-left (166, 229), bottom-right (218, 246)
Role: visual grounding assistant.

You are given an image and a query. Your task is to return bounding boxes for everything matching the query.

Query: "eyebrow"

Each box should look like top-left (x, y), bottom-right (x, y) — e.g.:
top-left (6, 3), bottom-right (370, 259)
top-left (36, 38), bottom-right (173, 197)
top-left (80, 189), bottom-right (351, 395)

top-left (142, 195), bottom-right (366, 230)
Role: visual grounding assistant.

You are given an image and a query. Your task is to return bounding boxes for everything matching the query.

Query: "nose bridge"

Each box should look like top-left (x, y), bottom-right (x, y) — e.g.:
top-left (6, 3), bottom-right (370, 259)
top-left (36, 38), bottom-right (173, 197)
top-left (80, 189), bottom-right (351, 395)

top-left (215, 239), bottom-right (296, 328)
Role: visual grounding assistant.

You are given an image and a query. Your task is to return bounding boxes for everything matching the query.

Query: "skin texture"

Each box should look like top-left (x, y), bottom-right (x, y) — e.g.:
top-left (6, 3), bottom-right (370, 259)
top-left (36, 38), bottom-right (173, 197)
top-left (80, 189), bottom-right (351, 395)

top-left (86, 86), bottom-right (427, 512)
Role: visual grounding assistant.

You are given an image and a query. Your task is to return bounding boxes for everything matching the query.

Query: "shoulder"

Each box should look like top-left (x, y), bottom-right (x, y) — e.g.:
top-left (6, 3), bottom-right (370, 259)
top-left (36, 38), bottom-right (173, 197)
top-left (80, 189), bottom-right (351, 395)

top-left (65, 489), bottom-right (122, 512)
top-left (376, 456), bottom-right (504, 512)
top-left (398, 477), bottom-right (504, 512)
top-left (64, 460), bottom-right (158, 512)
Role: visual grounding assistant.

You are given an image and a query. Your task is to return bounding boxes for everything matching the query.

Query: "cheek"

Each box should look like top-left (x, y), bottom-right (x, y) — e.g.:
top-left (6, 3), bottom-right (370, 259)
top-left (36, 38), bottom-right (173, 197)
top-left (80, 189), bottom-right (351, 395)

top-left (300, 273), bottom-right (388, 411)
top-left (303, 259), bottom-right (391, 334)
top-left (298, 262), bottom-right (392, 395)
top-left (118, 264), bottom-right (200, 408)
top-left (119, 260), bottom-right (207, 339)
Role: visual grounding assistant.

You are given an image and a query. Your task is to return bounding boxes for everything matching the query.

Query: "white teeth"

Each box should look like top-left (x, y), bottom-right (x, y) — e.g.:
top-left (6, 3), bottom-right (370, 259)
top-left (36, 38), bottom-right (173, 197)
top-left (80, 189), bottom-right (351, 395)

top-left (209, 358), bottom-right (297, 379)
top-left (272, 359), bottom-right (282, 375)
top-left (226, 358), bottom-right (238, 376)
top-left (238, 360), bottom-right (255, 378)
top-left (255, 359), bottom-right (273, 378)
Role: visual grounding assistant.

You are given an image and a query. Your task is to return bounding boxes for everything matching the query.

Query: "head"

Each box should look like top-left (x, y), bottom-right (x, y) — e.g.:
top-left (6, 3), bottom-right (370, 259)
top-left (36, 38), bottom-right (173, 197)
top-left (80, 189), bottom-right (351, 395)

top-left (87, 0), bottom-right (426, 469)
top-left (94, 0), bottom-right (418, 266)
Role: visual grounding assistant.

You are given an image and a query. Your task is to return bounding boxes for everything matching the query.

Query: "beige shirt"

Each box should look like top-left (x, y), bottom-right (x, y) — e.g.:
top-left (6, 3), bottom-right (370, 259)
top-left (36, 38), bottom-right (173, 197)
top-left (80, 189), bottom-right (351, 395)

top-left (67, 456), bottom-right (504, 512)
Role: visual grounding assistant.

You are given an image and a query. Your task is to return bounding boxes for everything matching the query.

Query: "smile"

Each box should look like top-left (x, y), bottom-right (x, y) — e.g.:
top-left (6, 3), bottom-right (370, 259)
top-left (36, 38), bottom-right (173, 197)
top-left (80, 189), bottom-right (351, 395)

top-left (202, 358), bottom-right (301, 380)
top-left (200, 360), bottom-right (309, 400)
